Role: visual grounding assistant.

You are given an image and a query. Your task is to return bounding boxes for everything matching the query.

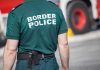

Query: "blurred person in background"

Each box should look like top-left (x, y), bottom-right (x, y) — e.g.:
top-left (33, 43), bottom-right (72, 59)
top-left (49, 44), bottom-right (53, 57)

top-left (3, 0), bottom-right (69, 70)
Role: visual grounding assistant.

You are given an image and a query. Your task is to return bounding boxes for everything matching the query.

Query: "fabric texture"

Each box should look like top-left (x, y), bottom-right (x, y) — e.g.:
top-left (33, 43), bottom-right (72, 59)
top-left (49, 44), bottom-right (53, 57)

top-left (15, 57), bottom-right (59, 70)
top-left (6, 0), bottom-right (68, 54)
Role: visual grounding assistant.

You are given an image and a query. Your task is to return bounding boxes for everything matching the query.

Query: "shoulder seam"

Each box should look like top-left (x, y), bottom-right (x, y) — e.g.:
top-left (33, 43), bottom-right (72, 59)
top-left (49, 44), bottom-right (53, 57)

top-left (48, 1), bottom-right (59, 7)
top-left (10, 3), bottom-right (24, 12)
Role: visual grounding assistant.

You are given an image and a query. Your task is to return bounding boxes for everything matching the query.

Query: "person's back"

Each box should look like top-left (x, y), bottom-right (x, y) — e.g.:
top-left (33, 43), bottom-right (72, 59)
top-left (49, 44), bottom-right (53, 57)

top-left (3, 0), bottom-right (69, 70)
top-left (6, 0), bottom-right (67, 54)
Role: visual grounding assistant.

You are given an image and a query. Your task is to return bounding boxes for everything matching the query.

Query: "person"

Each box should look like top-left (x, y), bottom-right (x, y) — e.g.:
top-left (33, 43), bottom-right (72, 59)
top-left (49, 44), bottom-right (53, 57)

top-left (3, 0), bottom-right (69, 70)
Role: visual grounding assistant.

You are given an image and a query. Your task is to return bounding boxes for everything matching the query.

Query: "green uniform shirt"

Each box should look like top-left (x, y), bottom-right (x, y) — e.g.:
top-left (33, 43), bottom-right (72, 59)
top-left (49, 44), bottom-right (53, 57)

top-left (6, 0), bottom-right (68, 54)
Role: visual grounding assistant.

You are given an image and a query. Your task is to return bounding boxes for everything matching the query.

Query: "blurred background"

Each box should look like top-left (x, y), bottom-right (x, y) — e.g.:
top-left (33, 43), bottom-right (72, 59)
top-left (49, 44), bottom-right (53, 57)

top-left (0, 0), bottom-right (100, 70)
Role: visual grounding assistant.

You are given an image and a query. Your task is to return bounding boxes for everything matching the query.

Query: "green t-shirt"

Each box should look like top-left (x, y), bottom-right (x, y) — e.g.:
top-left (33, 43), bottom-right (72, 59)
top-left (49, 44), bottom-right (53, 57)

top-left (6, 0), bottom-right (68, 54)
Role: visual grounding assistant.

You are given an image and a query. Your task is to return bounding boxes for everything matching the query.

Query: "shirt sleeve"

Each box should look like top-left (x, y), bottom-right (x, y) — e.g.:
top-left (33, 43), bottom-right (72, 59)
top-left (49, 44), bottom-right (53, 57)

top-left (58, 9), bottom-right (68, 35)
top-left (6, 12), bottom-right (20, 40)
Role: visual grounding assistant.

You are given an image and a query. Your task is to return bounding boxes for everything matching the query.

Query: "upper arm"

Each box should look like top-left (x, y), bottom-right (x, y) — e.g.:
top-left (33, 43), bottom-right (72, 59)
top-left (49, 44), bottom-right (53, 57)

top-left (57, 9), bottom-right (68, 46)
top-left (6, 12), bottom-right (20, 40)
top-left (5, 39), bottom-right (19, 51)
top-left (57, 8), bottom-right (68, 35)
top-left (5, 12), bottom-right (20, 51)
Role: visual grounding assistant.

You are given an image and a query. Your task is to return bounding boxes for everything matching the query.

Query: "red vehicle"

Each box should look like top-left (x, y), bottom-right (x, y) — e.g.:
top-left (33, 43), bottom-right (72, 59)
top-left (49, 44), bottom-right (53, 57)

top-left (0, 0), bottom-right (24, 14)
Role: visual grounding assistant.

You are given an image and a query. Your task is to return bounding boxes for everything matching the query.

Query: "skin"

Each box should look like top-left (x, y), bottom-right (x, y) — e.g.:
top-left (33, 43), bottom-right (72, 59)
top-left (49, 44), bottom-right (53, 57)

top-left (58, 33), bottom-right (69, 70)
top-left (3, 39), bottom-right (18, 70)
top-left (3, 33), bottom-right (69, 70)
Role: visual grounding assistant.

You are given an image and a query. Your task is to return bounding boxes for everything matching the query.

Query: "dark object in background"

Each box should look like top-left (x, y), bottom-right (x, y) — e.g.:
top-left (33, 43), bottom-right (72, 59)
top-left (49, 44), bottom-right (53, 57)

top-left (0, 32), bottom-right (6, 47)
top-left (67, 1), bottom-right (92, 34)
top-left (0, 38), bottom-right (6, 47)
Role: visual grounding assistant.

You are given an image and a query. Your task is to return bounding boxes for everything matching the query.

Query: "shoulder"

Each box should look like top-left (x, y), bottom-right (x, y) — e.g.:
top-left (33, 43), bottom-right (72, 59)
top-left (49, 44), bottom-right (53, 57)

top-left (10, 3), bottom-right (24, 13)
top-left (47, 1), bottom-right (59, 8)
top-left (8, 3), bottom-right (26, 22)
top-left (8, 2), bottom-right (27, 19)
top-left (47, 1), bottom-right (57, 5)
top-left (47, 1), bottom-right (62, 13)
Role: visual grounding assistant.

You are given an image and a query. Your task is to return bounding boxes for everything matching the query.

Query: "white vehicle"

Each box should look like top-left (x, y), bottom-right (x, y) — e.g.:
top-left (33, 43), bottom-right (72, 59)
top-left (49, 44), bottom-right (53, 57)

top-left (60, 0), bottom-right (100, 34)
